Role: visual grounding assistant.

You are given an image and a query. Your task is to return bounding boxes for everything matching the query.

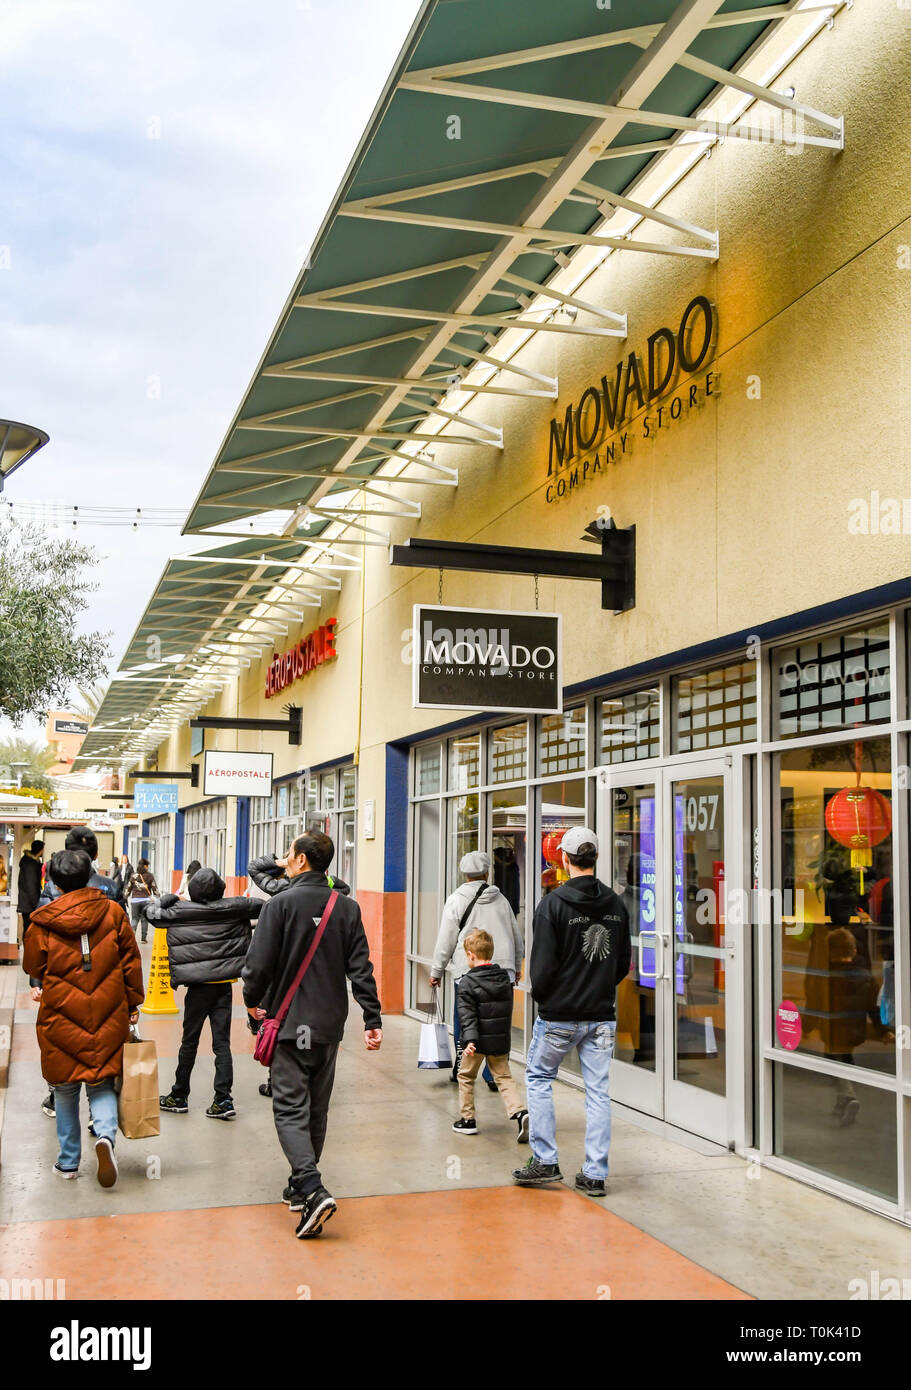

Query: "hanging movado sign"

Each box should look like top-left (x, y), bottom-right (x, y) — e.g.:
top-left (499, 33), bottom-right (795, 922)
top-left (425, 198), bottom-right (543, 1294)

top-left (203, 751), bottom-right (273, 797)
top-left (546, 295), bottom-right (717, 504)
top-left (413, 604), bottom-right (562, 715)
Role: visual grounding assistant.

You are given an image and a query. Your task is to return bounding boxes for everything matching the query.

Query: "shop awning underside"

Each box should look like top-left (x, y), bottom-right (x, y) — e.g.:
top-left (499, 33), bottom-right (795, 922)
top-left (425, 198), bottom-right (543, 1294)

top-left (83, 0), bottom-right (848, 767)
top-left (182, 0), bottom-right (845, 539)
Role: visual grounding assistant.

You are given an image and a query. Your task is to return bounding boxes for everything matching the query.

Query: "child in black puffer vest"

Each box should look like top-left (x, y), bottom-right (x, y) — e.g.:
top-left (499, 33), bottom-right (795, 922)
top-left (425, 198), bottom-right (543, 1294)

top-left (452, 928), bottom-right (529, 1143)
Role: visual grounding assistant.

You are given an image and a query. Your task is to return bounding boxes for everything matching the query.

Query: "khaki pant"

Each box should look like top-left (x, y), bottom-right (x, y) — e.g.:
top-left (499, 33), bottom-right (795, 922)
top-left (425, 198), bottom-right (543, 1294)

top-left (458, 1049), bottom-right (523, 1120)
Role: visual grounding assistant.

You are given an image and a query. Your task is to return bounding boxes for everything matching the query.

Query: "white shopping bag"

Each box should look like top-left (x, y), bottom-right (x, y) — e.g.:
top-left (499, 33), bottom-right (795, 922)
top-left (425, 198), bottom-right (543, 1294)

top-left (417, 987), bottom-right (452, 1069)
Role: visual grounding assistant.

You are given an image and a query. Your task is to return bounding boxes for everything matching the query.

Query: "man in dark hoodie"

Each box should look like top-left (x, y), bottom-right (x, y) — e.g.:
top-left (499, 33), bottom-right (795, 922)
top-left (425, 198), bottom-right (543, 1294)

top-left (146, 867), bottom-right (262, 1120)
top-left (513, 827), bottom-right (630, 1197)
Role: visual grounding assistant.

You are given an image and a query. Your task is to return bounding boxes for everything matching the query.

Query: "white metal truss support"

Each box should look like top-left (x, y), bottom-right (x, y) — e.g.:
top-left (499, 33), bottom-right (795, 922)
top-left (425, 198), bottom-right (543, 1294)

top-left (294, 288), bottom-right (635, 330)
top-left (433, 343), bottom-right (557, 392)
top-left (395, 76), bottom-right (843, 151)
top-left (260, 365), bottom-right (555, 401)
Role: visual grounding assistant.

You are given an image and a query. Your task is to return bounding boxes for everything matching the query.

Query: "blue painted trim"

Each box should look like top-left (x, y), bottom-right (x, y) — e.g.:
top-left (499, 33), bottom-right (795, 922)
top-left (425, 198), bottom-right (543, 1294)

top-left (179, 794), bottom-right (226, 817)
top-left (121, 827), bottom-right (130, 857)
top-left (384, 742), bottom-right (409, 894)
top-left (273, 767), bottom-right (305, 786)
top-left (235, 797), bottom-right (250, 878)
top-left (174, 811), bottom-right (185, 874)
top-left (309, 752), bottom-right (354, 776)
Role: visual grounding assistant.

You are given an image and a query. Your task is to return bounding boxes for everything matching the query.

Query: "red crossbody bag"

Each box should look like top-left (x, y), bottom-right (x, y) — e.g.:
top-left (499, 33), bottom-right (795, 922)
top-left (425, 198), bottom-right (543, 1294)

top-left (253, 890), bottom-right (338, 1067)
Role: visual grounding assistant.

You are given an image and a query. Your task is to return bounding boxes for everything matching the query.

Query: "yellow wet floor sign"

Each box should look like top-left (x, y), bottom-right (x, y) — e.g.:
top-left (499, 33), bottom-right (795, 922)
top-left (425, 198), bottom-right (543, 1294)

top-left (141, 924), bottom-right (178, 1015)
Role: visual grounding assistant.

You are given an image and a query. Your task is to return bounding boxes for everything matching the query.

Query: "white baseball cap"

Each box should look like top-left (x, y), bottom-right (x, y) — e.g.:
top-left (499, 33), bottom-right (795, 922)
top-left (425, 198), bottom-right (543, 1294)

top-left (559, 826), bottom-right (599, 857)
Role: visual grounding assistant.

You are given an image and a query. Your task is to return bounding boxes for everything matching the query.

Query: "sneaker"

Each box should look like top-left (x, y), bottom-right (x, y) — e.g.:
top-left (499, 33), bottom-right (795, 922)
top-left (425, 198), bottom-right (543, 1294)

top-left (88, 1122), bottom-right (97, 1138)
top-left (159, 1094), bottom-right (188, 1114)
top-left (575, 1171), bottom-right (606, 1197)
top-left (512, 1156), bottom-right (563, 1186)
top-left (95, 1137), bottom-right (118, 1189)
top-left (206, 1099), bottom-right (236, 1120)
top-left (282, 1184), bottom-right (307, 1212)
top-left (513, 1109), bottom-right (530, 1144)
top-left (52, 1163), bottom-right (78, 1180)
top-left (295, 1187), bottom-right (337, 1239)
top-left (41, 1092), bottom-right (55, 1118)
top-left (259, 1082), bottom-right (273, 1098)
top-left (838, 1097), bottom-right (860, 1128)
top-left (452, 1116), bottom-right (478, 1135)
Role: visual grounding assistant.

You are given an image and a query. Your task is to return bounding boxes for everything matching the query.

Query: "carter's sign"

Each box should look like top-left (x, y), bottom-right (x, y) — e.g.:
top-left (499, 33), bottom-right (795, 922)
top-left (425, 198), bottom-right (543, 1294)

top-left (413, 604), bottom-right (562, 715)
top-left (546, 295), bottom-right (717, 504)
top-left (265, 618), bottom-right (337, 698)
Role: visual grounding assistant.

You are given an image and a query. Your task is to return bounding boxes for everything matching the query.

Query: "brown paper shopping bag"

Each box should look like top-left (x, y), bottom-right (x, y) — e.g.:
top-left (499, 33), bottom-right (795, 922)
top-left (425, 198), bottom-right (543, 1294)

top-left (117, 1035), bottom-right (160, 1139)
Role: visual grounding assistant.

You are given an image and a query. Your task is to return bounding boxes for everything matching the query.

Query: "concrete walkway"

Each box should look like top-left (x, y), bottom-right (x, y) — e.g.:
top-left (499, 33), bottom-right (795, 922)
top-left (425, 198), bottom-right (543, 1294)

top-left (1, 949), bottom-right (910, 1300)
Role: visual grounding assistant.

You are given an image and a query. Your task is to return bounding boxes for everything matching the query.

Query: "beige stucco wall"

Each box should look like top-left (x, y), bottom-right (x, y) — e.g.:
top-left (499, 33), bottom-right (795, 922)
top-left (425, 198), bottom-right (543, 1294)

top-left (146, 0), bottom-right (911, 894)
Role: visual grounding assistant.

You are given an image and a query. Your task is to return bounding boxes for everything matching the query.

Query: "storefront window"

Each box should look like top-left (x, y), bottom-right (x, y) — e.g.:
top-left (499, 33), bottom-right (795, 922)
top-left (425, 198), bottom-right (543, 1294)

top-left (184, 800), bottom-right (227, 877)
top-left (416, 743), bottom-right (441, 796)
top-left (600, 688), bottom-right (660, 764)
top-left (775, 621), bottom-right (891, 739)
top-left (491, 787), bottom-right (527, 1054)
top-left (488, 721), bottom-right (528, 784)
top-left (672, 661), bottom-right (757, 751)
top-left (773, 1062), bottom-right (897, 1201)
top-left (538, 707), bottom-right (586, 775)
top-left (320, 772), bottom-right (336, 812)
top-left (539, 779), bottom-right (586, 900)
top-left (341, 767), bottom-right (357, 808)
top-left (414, 798), bottom-right (441, 958)
top-left (447, 793), bottom-right (479, 894)
top-left (448, 734), bottom-right (479, 791)
top-left (775, 736), bottom-right (894, 1077)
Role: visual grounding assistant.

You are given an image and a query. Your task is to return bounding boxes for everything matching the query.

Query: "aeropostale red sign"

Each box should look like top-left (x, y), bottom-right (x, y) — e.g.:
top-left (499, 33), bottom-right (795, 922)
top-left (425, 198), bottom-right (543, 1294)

top-left (265, 618), bottom-right (338, 698)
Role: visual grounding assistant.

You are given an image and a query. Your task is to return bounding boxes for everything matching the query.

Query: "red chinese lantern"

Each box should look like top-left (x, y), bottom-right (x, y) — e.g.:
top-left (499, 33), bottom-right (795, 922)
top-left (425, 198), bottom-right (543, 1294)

top-left (542, 832), bottom-right (564, 866)
top-left (825, 786), bottom-right (891, 892)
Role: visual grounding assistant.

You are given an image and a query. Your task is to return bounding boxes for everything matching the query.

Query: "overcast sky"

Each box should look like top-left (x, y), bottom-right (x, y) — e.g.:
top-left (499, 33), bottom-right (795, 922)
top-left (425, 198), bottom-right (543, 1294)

top-left (0, 0), bottom-right (420, 738)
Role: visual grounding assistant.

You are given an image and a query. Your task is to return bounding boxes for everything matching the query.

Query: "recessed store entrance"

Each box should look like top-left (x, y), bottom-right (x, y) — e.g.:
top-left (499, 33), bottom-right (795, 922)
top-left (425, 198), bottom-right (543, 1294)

top-left (601, 759), bottom-right (734, 1146)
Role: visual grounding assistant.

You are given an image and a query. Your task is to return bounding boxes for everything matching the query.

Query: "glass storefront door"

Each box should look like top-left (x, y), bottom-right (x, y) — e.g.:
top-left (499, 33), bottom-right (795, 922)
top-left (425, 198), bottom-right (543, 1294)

top-left (602, 758), bottom-right (733, 1144)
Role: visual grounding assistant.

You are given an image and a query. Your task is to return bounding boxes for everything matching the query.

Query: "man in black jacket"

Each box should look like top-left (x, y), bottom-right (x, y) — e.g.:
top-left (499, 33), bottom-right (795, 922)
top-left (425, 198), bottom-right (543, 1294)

top-left (37, 828), bottom-right (124, 909)
top-left (513, 827), bottom-right (630, 1197)
top-left (17, 839), bottom-right (44, 933)
top-left (242, 831), bottom-right (382, 1239)
top-left (148, 867), bottom-right (262, 1120)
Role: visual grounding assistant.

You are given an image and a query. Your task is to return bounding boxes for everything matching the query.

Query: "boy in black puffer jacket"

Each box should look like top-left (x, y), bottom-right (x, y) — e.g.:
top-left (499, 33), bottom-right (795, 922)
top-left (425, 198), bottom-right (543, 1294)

top-left (146, 867), bottom-right (262, 1120)
top-left (452, 928), bottom-right (529, 1143)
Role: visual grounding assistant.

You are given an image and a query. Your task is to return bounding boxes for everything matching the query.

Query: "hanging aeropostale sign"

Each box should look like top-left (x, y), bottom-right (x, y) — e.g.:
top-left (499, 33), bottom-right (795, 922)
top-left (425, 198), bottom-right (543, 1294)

top-left (413, 604), bottom-right (562, 715)
top-left (203, 751), bottom-right (273, 797)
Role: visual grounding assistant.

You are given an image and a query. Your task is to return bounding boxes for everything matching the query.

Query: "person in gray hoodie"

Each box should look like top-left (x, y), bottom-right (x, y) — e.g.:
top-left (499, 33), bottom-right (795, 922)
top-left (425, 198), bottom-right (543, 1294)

top-left (429, 850), bottom-right (525, 1084)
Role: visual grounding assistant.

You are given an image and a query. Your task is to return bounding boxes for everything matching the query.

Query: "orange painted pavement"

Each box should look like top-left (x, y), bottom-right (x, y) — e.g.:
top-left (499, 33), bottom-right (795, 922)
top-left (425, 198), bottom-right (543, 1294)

top-left (0, 1185), bottom-right (750, 1301)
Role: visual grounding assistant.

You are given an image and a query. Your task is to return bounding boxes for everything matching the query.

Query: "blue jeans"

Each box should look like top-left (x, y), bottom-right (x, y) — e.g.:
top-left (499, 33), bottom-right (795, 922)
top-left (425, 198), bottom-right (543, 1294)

top-left (54, 1079), bottom-right (118, 1172)
top-left (525, 1016), bottom-right (616, 1179)
top-left (453, 978), bottom-right (493, 1084)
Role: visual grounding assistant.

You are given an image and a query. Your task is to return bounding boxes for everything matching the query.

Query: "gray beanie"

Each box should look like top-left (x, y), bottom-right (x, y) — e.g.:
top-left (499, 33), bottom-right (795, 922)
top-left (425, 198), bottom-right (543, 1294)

top-left (460, 850), bottom-right (490, 877)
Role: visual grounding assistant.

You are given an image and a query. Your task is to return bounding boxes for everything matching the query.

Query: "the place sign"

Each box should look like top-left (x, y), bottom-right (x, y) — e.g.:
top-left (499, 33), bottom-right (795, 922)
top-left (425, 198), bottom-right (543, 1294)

top-left (265, 618), bottom-right (337, 699)
top-left (413, 604), bottom-right (562, 715)
top-left (546, 295), bottom-right (717, 504)
top-left (133, 783), bottom-right (179, 815)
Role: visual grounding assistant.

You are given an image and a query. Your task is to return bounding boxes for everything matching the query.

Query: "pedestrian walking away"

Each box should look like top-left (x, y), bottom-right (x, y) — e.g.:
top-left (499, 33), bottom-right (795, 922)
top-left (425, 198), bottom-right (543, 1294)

top-left (513, 827), bottom-right (630, 1196)
top-left (33, 826), bottom-right (128, 1122)
top-left (430, 849), bottom-right (524, 1090)
top-left (452, 928), bottom-right (529, 1143)
top-left (22, 849), bottom-right (144, 1188)
top-left (246, 854), bottom-right (352, 1099)
top-left (242, 831), bottom-right (382, 1239)
top-left (125, 858), bottom-right (158, 942)
top-left (146, 866), bottom-right (262, 1119)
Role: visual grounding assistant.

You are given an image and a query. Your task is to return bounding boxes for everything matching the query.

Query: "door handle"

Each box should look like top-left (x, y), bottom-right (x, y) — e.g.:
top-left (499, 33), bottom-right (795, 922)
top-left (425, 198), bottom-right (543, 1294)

top-left (638, 930), bottom-right (663, 983)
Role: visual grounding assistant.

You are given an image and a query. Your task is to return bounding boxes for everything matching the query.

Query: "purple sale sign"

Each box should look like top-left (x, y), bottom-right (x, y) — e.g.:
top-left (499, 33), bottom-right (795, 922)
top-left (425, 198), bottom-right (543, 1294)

top-left (639, 795), bottom-right (656, 988)
top-left (673, 794), bottom-right (686, 995)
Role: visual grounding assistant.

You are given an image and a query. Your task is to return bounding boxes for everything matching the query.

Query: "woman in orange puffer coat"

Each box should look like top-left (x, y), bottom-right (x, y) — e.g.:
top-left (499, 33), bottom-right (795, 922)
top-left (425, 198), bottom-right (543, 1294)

top-left (24, 849), bottom-right (144, 1187)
